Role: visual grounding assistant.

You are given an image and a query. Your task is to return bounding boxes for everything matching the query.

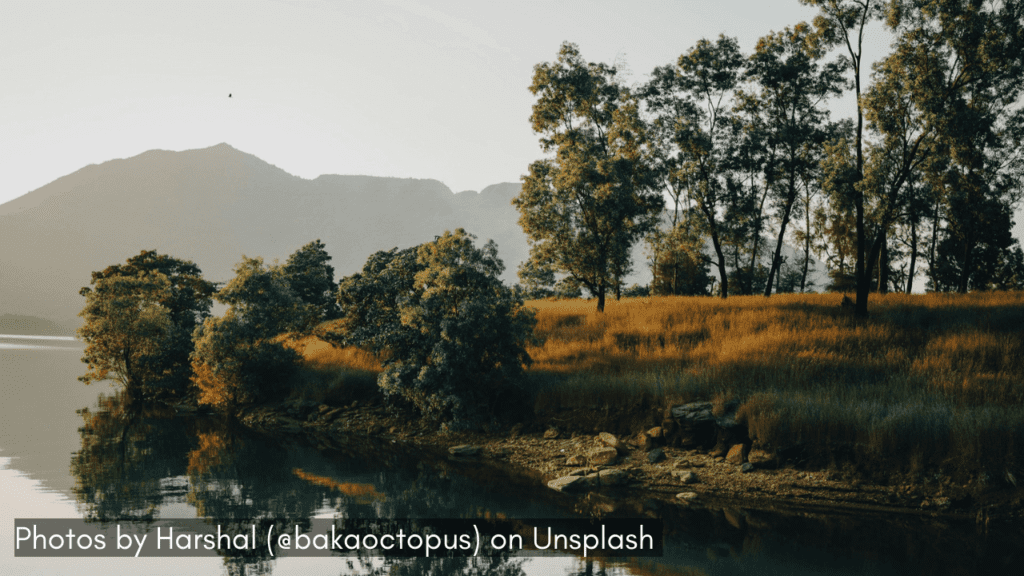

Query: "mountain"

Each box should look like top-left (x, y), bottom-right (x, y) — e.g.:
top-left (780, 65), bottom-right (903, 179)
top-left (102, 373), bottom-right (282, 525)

top-left (0, 143), bottom-right (827, 327)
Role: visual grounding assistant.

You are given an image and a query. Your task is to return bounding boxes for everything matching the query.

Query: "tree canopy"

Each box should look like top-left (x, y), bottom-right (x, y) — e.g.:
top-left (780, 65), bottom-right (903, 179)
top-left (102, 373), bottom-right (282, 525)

top-left (515, 42), bottom-right (663, 312)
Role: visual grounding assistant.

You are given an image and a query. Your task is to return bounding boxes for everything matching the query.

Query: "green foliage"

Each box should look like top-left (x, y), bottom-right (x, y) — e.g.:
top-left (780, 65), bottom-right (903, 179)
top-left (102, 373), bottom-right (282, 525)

top-left (515, 42), bottom-right (663, 312)
top-left (78, 272), bottom-right (175, 391)
top-left (78, 251), bottom-right (215, 394)
top-left (281, 239), bottom-right (339, 332)
top-left (647, 213), bottom-right (714, 296)
top-left (336, 230), bottom-right (536, 427)
top-left (191, 256), bottom-right (302, 409)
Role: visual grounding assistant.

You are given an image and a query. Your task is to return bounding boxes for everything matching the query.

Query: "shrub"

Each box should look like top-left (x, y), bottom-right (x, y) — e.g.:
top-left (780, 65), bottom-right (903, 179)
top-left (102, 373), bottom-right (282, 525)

top-left (334, 229), bottom-right (536, 427)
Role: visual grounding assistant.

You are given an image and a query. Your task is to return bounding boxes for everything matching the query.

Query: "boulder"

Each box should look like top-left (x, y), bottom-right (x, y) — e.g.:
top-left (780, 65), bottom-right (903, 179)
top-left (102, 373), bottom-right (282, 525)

top-left (726, 444), bottom-right (749, 465)
top-left (565, 455), bottom-right (586, 466)
top-left (543, 428), bottom-right (560, 439)
top-left (740, 462), bottom-right (755, 473)
top-left (598, 468), bottom-right (629, 486)
top-left (647, 426), bottom-right (664, 439)
top-left (588, 447), bottom-right (619, 466)
top-left (598, 432), bottom-right (626, 453)
top-left (670, 402), bottom-right (715, 422)
top-left (646, 448), bottom-right (666, 464)
top-left (672, 470), bottom-right (698, 484)
top-left (548, 475), bottom-right (587, 492)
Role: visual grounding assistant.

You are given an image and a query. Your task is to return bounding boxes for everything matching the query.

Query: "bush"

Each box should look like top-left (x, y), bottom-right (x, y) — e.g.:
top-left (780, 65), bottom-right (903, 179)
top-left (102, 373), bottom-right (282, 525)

top-left (190, 256), bottom-right (302, 409)
top-left (335, 229), bottom-right (536, 427)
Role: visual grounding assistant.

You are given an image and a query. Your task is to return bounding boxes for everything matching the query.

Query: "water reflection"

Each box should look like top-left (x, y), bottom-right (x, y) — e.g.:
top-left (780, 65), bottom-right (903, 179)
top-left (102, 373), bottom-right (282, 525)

top-left (64, 390), bottom-right (1024, 576)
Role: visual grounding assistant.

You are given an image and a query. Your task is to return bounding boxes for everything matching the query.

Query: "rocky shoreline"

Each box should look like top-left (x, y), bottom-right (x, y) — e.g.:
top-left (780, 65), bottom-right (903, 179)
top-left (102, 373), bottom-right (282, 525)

top-left (223, 398), bottom-right (1023, 524)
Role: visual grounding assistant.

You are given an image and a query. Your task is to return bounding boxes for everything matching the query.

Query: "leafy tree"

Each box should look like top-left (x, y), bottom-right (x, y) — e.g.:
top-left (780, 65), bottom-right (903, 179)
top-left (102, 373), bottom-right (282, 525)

top-left (857, 0), bottom-right (1024, 306)
top-left (740, 23), bottom-right (844, 296)
top-left (191, 256), bottom-right (302, 409)
top-left (281, 239), bottom-right (339, 331)
top-left (801, 0), bottom-right (887, 313)
top-left (335, 230), bottom-right (536, 427)
top-left (78, 251), bottom-right (215, 394)
top-left (647, 211), bottom-right (715, 296)
top-left (516, 255), bottom-right (556, 299)
top-left (643, 35), bottom-right (746, 298)
top-left (78, 271), bottom-right (175, 392)
top-left (515, 42), bottom-right (663, 312)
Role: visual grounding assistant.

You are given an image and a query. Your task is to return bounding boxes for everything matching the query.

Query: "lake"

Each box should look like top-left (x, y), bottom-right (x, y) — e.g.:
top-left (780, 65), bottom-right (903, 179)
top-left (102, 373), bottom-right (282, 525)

top-left (1, 335), bottom-right (1018, 575)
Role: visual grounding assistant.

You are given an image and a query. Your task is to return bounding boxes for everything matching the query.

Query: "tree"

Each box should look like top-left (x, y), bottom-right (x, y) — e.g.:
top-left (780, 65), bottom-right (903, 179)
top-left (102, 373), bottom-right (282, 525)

top-left (643, 35), bottom-right (746, 298)
top-left (801, 0), bottom-right (887, 313)
top-left (78, 271), bottom-right (175, 392)
top-left (78, 251), bottom-right (215, 394)
top-left (515, 42), bottom-right (663, 312)
top-left (191, 256), bottom-right (302, 409)
top-left (647, 210), bottom-right (715, 296)
top-left (740, 23), bottom-right (844, 296)
top-left (335, 230), bottom-right (536, 427)
top-left (281, 239), bottom-right (339, 332)
top-left (857, 0), bottom-right (1024, 308)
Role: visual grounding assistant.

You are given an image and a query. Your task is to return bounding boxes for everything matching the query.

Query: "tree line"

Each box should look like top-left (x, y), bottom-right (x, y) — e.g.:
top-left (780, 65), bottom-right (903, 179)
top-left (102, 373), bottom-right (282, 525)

top-left (513, 0), bottom-right (1024, 315)
top-left (78, 232), bottom-right (534, 429)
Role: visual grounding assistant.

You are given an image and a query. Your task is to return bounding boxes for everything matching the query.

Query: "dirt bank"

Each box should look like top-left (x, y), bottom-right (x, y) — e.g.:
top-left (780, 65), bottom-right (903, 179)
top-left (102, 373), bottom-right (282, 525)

top-left (234, 400), bottom-right (1024, 524)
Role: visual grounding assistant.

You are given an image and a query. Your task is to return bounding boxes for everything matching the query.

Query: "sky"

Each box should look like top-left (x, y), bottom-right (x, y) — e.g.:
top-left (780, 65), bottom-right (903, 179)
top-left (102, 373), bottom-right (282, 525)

top-left (1, 0), bottom-right (898, 201)
top-left (3, 0), bottom-right (1020, 244)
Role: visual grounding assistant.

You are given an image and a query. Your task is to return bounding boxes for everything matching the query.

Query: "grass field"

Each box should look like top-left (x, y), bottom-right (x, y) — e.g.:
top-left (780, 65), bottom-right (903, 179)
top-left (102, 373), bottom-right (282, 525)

top-left (291, 291), bottom-right (1024, 481)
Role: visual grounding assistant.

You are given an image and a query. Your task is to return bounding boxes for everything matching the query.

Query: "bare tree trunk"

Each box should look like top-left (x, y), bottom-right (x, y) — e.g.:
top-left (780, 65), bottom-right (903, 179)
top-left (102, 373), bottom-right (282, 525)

top-left (906, 219), bottom-right (918, 294)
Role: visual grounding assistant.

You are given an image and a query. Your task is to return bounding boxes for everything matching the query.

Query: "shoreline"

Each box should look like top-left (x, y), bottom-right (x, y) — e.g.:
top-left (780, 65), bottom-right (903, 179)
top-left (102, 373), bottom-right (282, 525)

top-left (227, 399), bottom-right (1024, 524)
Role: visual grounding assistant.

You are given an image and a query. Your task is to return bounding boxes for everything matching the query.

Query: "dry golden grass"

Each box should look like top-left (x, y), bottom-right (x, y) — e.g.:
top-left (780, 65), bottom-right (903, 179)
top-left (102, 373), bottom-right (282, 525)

top-left (525, 292), bottom-right (1024, 478)
top-left (289, 292), bottom-right (1024, 479)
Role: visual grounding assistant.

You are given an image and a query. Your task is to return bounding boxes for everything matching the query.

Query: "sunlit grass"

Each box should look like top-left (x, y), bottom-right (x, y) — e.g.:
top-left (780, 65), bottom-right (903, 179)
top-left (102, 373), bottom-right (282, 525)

top-left (290, 292), bottom-right (1024, 479)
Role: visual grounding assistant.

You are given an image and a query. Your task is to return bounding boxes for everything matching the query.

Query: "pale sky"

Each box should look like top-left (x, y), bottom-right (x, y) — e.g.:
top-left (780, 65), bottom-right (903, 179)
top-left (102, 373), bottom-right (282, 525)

top-left (1, 0), bottom-right (898, 203)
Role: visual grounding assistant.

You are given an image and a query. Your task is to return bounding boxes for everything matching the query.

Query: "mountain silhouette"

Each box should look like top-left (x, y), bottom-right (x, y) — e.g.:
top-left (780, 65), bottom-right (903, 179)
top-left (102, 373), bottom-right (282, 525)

top-left (0, 144), bottom-right (536, 328)
top-left (0, 143), bottom-right (826, 330)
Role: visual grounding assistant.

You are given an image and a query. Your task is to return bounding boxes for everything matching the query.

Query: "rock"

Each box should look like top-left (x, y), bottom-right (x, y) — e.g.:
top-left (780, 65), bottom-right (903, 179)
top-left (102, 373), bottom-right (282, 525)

top-left (388, 426), bottom-right (398, 434)
top-left (318, 404), bottom-right (331, 414)
top-left (647, 426), bottom-right (664, 439)
top-left (676, 492), bottom-right (699, 501)
top-left (672, 470), bottom-right (698, 484)
top-left (588, 447), bottom-right (619, 466)
top-left (449, 445), bottom-right (481, 458)
top-left (726, 444), bottom-right (749, 465)
top-left (748, 449), bottom-right (775, 467)
top-left (646, 448), bottom-right (666, 464)
top-left (670, 402), bottom-right (715, 422)
top-left (598, 432), bottom-right (626, 452)
top-left (584, 473), bottom-right (601, 487)
top-left (565, 455), bottom-right (586, 466)
top-left (638, 433), bottom-right (655, 452)
top-left (740, 462), bottom-right (755, 473)
top-left (598, 468), bottom-right (628, 486)
top-left (543, 428), bottom-right (560, 439)
top-left (548, 475), bottom-right (587, 492)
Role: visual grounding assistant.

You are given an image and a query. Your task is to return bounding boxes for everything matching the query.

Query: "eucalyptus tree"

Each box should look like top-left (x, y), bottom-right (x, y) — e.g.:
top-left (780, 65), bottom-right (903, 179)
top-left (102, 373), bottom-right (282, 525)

top-left (641, 35), bottom-right (746, 298)
top-left (859, 0), bottom-right (1024, 299)
top-left (741, 23), bottom-right (845, 296)
top-left (801, 0), bottom-right (887, 312)
top-left (515, 42), bottom-right (663, 312)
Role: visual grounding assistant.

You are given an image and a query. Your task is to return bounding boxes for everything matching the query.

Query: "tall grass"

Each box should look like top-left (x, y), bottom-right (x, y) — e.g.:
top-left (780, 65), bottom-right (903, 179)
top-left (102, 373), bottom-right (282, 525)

top-left (292, 292), bottom-right (1024, 480)
top-left (525, 292), bottom-right (1024, 479)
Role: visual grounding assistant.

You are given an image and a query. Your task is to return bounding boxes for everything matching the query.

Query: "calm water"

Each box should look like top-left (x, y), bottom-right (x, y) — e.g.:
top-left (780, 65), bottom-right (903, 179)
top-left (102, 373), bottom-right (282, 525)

top-left (1, 335), bottom-right (1019, 575)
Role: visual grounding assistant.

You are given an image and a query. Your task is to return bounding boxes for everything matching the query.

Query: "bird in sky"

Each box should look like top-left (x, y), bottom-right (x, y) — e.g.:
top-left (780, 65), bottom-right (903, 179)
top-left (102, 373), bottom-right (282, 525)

top-left (229, 93), bottom-right (232, 98)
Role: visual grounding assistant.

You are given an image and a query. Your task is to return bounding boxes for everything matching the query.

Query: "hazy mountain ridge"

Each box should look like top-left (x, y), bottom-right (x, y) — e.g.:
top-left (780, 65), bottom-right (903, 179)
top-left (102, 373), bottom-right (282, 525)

top-left (0, 143), bottom-right (826, 327)
top-left (0, 144), bottom-right (533, 325)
